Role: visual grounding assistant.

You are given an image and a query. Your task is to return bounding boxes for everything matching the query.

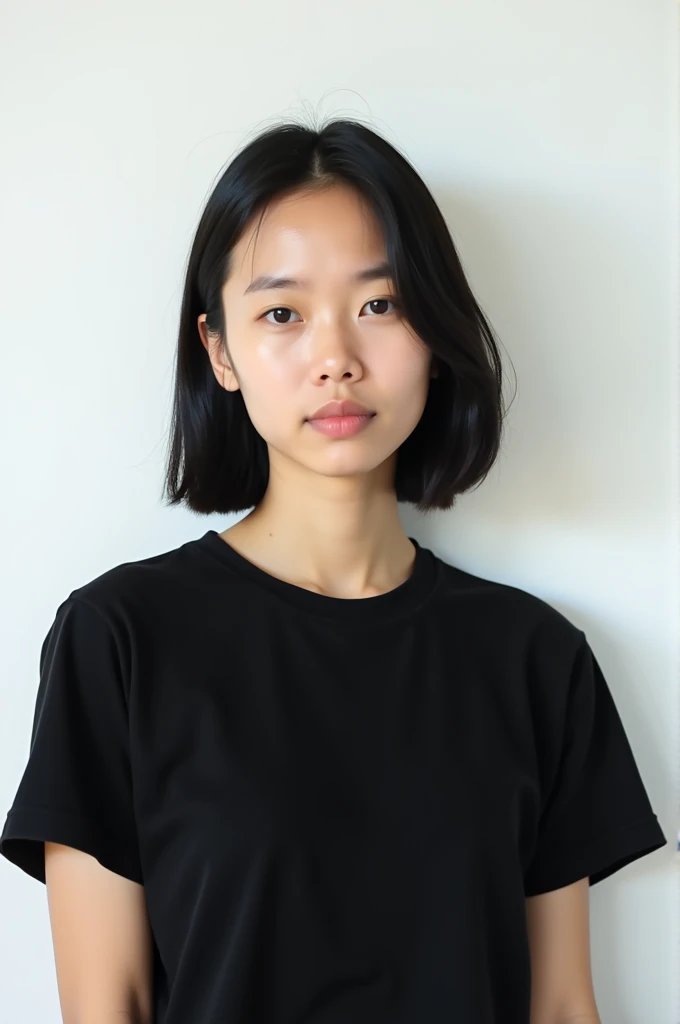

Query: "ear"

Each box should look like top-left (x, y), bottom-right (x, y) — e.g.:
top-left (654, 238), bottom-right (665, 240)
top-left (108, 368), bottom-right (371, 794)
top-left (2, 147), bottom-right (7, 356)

top-left (197, 314), bottom-right (240, 393)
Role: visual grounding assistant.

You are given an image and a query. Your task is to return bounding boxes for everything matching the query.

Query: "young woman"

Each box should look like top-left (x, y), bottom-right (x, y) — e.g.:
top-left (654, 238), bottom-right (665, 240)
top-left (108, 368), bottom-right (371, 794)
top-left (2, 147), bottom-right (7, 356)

top-left (0, 117), bottom-right (666, 1024)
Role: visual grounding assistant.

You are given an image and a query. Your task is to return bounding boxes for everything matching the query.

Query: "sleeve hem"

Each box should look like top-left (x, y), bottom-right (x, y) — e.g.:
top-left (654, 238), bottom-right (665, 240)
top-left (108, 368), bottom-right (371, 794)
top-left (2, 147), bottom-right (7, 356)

top-left (523, 814), bottom-right (667, 897)
top-left (0, 804), bottom-right (143, 886)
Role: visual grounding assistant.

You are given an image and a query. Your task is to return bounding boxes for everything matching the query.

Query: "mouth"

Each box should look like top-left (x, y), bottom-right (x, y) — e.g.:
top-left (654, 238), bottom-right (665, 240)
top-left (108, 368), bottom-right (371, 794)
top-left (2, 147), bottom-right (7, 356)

top-left (305, 412), bottom-right (376, 439)
top-left (307, 399), bottom-right (375, 421)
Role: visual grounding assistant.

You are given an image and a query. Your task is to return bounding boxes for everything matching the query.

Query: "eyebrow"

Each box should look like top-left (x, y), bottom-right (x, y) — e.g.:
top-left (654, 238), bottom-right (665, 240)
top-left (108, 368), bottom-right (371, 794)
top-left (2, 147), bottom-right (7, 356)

top-left (243, 260), bottom-right (394, 295)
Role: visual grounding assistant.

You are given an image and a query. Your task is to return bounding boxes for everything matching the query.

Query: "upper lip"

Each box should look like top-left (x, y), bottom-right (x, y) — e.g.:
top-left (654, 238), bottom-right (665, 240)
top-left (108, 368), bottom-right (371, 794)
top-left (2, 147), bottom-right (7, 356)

top-left (307, 399), bottom-right (375, 420)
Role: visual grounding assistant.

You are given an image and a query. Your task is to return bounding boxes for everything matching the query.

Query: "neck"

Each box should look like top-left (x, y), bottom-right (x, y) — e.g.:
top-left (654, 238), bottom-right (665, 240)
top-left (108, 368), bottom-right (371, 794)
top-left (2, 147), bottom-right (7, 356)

top-left (220, 456), bottom-right (416, 600)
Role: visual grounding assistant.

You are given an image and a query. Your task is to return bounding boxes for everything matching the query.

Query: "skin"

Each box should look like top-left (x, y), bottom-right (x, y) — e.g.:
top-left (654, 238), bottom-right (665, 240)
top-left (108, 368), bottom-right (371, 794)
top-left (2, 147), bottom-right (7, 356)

top-left (526, 877), bottom-right (600, 1022)
top-left (44, 182), bottom-right (600, 1023)
top-left (198, 181), bottom-right (435, 599)
top-left (45, 841), bottom-right (153, 1023)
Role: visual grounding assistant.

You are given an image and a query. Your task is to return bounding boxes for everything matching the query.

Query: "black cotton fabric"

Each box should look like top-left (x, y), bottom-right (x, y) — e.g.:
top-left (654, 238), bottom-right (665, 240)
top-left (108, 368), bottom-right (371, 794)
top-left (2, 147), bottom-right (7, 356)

top-left (0, 530), bottom-right (667, 1023)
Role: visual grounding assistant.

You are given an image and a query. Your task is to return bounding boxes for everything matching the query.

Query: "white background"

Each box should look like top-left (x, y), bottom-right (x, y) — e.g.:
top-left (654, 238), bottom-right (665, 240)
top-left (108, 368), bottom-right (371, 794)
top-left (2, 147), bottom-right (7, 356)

top-left (0, 0), bottom-right (678, 1020)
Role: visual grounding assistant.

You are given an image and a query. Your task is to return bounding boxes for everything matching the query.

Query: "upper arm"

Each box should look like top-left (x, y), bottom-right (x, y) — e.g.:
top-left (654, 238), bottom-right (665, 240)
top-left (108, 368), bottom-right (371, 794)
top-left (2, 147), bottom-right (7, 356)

top-left (523, 631), bottom-right (666, 899)
top-left (526, 876), bottom-right (599, 1023)
top-left (45, 841), bottom-right (153, 1024)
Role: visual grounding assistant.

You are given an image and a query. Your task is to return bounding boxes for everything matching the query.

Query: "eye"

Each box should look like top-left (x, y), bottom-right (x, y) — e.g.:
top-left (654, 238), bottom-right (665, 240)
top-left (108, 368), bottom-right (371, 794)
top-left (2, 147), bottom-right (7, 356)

top-left (262, 307), bottom-right (302, 325)
top-left (361, 297), bottom-right (399, 316)
top-left (261, 297), bottom-right (400, 325)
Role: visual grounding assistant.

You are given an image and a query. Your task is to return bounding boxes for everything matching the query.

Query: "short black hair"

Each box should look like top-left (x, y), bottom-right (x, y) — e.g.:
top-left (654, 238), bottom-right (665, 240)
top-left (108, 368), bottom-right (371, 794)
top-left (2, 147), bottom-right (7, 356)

top-left (163, 116), bottom-right (510, 515)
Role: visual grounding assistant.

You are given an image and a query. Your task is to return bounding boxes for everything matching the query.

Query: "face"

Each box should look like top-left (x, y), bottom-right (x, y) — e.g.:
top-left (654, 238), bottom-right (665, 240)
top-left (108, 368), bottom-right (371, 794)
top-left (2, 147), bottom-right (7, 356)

top-left (198, 182), bottom-right (435, 485)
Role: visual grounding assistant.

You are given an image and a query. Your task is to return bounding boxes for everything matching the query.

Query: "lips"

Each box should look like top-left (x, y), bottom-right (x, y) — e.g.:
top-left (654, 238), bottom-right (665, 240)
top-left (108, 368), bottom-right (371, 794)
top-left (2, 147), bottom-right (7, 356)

top-left (307, 399), bottom-right (375, 420)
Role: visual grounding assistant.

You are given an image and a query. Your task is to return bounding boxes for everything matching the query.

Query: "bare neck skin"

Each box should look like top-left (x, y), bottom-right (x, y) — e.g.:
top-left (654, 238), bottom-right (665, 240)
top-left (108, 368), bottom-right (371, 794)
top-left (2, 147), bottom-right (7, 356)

top-left (220, 452), bottom-right (417, 601)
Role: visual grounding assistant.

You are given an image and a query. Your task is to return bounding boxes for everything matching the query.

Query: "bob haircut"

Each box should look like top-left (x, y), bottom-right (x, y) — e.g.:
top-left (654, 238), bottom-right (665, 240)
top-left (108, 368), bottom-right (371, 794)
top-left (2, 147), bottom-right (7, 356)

top-left (163, 117), bottom-right (508, 515)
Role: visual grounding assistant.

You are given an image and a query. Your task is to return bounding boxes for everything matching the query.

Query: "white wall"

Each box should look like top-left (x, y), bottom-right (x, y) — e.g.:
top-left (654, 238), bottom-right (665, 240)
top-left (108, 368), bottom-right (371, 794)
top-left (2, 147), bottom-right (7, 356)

top-left (1, 0), bottom-right (677, 1020)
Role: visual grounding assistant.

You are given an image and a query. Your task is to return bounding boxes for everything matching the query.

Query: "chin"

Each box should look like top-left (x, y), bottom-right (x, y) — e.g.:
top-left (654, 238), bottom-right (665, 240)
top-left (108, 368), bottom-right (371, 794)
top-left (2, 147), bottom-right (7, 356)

top-left (313, 448), bottom-right (398, 477)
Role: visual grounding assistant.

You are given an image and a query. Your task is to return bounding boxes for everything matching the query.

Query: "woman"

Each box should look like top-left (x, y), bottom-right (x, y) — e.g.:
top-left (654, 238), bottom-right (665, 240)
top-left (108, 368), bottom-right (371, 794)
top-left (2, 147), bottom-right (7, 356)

top-left (0, 117), bottom-right (667, 1023)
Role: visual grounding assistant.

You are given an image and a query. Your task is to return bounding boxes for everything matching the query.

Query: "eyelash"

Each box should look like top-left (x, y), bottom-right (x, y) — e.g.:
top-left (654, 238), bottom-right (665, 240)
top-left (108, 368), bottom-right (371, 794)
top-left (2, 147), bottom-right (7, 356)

top-left (261, 297), bottom-right (400, 324)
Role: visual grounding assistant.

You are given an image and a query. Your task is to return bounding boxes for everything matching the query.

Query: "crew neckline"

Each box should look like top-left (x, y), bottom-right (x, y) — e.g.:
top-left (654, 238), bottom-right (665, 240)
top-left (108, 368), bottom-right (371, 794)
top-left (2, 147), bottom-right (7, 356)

top-left (196, 529), bottom-right (441, 623)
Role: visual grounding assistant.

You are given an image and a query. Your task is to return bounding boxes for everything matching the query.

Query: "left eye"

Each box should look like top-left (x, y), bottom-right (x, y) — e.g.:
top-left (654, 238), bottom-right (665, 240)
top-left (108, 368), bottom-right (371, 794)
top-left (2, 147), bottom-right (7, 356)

top-left (262, 297), bottom-right (399, 325)
top-left (362, 297), bottom-right (398, 316)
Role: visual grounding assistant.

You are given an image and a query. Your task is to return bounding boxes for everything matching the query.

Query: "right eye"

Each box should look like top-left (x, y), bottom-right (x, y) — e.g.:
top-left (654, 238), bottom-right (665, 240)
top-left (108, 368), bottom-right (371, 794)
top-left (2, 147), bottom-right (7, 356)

top-left (262, 307), bottom-right (302, 325)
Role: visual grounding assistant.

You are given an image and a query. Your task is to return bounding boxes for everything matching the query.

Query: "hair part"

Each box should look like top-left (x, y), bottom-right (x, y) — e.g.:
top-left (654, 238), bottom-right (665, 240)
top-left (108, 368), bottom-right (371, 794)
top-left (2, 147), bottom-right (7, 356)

top-left (163, 116), bottom-right (512, 516)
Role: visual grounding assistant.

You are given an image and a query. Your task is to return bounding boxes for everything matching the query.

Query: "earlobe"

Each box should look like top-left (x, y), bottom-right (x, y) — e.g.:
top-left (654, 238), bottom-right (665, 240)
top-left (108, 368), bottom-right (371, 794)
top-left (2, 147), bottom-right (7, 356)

top-left (218, 350), bottom-right (240, 393)
top-left (221, 368), bottom-right (240, 393)
top-left (198, 314), bottom-right (240, 393)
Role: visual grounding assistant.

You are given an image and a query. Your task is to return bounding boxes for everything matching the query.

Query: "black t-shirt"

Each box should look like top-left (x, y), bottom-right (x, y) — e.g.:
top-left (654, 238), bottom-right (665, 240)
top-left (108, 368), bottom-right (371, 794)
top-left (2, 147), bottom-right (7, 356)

top-left (1, 530), bottom-right (667, 1022)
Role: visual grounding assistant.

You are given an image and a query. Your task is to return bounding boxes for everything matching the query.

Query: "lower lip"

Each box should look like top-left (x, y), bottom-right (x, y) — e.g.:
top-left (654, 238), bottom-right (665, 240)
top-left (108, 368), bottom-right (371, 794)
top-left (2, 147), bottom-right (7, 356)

top-left (306, 414), bottom-right (376, 437)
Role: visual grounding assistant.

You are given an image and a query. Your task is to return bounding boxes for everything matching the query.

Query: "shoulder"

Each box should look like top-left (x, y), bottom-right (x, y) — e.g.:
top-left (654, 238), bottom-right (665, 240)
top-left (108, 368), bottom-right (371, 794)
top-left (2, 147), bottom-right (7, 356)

top-left (433, 551), bottom-right (584, 642)
top-left (428, 552), bottom-right (585, 720)
top-left (60, 531), bottom-right (228, 630)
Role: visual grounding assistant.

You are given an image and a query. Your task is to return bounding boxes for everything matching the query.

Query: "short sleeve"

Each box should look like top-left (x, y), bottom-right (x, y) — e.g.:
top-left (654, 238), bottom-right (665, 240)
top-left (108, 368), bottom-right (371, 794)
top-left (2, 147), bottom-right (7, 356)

top-left (523, 632), bottom-right (667, 897)
top-left (0, 595), bottom-right (143, 885)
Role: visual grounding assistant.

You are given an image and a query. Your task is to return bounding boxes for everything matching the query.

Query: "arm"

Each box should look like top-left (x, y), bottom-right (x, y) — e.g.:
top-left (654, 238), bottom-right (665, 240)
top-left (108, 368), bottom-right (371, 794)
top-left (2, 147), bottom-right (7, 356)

top-left (526, 876), bottom-right (601, 1024)
top-left (45, 841), bottom-right (153, 1024)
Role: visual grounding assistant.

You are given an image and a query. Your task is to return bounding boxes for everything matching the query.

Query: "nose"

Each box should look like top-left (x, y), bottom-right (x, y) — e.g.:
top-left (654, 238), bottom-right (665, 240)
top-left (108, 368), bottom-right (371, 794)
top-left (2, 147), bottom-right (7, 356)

top-left (315, 359), bottom-right (363, 383)
top-left (309, 322), bottom-right (364, 383)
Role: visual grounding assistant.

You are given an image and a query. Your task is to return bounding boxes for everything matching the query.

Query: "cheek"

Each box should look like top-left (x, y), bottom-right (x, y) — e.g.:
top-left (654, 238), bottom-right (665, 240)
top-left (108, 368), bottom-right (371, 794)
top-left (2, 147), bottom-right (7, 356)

top-left (235, 347), bottom-right (303, 437)
top-left (377, 347), bottom-right (432, 406)
top-left (379, 355), bottom-right (433, 441)
top-left (238, 338), bottom-right (302, 393)
top-left (251, 337), bottom-right (295, 375)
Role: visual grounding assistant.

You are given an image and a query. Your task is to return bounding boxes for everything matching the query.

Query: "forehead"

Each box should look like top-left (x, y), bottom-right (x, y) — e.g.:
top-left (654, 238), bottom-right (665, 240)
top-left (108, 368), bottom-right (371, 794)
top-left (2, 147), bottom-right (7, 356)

top-left (230, 184), bottom-right (388, 284)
